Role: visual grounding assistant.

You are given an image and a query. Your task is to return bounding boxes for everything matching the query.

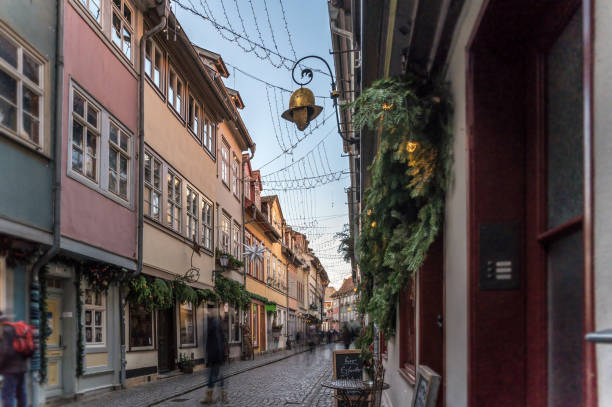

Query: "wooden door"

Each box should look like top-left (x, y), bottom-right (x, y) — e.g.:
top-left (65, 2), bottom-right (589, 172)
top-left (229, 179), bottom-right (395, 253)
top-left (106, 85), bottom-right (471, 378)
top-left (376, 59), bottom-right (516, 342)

top-left (157, 307), bottom-right (175, 372)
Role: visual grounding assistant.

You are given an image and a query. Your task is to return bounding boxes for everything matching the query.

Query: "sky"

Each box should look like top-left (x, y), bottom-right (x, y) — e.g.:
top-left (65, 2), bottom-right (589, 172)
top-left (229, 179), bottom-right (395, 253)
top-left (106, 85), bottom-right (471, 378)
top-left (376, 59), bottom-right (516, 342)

top-left (174, 0), bottom-right (351, 289)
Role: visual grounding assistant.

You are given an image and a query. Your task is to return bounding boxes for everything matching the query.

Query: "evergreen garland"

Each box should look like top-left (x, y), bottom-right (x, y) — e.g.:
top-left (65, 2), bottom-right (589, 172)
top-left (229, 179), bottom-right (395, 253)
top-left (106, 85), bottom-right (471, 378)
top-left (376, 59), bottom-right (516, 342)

top-left (75, 267), bottom-right (85, 377)
top-left (348, 72), bottom-right (453, 341)
top-left (38, 266), bottom-right (49, 384)
top-left (214, 275), bottom-right (251, 309)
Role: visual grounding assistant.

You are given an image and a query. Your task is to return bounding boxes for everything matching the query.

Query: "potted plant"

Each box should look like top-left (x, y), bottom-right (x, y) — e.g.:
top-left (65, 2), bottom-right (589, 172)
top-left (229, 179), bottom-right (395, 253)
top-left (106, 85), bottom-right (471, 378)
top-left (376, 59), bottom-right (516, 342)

top-left (177, 353), bottom-right (194, 374)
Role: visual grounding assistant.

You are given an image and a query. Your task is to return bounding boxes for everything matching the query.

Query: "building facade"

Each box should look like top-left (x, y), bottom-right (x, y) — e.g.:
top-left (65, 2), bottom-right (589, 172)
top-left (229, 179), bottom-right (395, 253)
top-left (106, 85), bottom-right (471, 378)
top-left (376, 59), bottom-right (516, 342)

top-left (330, 0), bottom-right (612, 406)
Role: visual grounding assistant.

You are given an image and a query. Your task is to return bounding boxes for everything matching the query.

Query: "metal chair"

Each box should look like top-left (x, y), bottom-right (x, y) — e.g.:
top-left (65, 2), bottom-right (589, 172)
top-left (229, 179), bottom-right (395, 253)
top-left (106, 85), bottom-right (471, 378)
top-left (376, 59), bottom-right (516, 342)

top-left (369, 358), bottom-right (386, 407)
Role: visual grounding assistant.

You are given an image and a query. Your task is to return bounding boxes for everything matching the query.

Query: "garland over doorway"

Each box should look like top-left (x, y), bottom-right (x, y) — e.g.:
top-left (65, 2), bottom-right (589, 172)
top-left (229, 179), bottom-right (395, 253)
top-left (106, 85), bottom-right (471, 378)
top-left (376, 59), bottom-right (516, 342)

top-left (348, 72), bottom-right (453, 344)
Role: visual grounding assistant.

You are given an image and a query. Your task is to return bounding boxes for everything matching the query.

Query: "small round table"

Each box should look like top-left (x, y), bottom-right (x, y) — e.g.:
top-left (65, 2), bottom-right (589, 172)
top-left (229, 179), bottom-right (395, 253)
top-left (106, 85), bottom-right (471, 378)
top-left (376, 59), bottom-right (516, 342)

top-left (321, 379), bottom-right (391, 407)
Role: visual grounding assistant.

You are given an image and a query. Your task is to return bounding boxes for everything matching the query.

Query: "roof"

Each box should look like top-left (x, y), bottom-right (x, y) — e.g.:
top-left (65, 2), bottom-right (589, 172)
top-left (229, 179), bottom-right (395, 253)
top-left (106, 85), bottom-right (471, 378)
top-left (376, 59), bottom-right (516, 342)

top-left (332, 277), bottom-right (355, 298)
top-left (193, 45), bottom-right (229, 78)
top-left (325, 287), bottom-right (337, 300)
top-left (227, 88), bottom-right (245, 109)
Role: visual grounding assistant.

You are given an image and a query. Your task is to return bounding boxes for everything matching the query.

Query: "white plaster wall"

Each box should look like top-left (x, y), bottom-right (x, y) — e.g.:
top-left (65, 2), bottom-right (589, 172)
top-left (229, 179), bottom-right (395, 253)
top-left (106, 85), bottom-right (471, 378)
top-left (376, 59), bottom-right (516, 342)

top-left (593, 1), bottom-right (612, 405)
top-left (442, 1), bottom-right (485, 406)
top-left (382, 299), bottom-right (418, 407)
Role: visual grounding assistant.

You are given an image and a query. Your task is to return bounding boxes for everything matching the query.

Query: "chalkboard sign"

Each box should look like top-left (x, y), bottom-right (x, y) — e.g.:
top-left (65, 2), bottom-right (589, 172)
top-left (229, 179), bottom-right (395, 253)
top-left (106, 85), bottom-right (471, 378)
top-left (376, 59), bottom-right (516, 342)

top-left (333, 350), bottom-right (362, 407)
top-left (411, 365), bottom-right (441, 407)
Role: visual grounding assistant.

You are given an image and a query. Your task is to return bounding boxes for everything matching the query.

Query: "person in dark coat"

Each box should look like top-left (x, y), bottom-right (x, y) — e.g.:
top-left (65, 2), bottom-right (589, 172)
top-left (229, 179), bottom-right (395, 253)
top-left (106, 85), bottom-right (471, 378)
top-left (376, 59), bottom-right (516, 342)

top-left (0, 311), bottom-right (29, 407)
top-left (342, 323), bottom-right (352, 349)
top-left (201, 315), bottom-right (226, 405)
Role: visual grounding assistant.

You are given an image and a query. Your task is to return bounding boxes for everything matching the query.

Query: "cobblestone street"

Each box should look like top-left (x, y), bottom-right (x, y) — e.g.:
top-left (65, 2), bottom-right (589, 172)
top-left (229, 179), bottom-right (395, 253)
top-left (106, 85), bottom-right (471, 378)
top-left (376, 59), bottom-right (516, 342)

top-left (61, 343), bottom-right (340, 407)
top-left (155, 343), bottom-right (340, 407)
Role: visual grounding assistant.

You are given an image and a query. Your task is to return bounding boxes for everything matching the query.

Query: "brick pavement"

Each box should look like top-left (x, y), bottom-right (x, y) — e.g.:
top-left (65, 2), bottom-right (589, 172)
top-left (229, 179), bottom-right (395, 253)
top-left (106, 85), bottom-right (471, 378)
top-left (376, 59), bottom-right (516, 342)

top-left (62, 344), bottom-right (340, 407)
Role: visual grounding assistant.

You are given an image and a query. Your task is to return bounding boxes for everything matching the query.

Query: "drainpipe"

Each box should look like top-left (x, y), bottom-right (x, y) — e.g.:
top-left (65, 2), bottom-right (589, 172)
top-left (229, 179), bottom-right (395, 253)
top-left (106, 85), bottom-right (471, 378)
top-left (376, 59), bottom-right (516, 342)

top-left (30, 0), bottom-right (64, 404)
top-left (119, 6), bottom-right (167, 389)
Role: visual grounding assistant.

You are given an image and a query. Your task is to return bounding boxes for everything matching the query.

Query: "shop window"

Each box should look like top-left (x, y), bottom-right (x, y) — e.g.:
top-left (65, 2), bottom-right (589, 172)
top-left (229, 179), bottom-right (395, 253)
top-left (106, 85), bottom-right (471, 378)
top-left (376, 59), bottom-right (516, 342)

top-left (129, 303), bottom-right (153, 348)
top-left (252, 303), bottom-right (258, 347)
top-left (179, 302), bottom-right (196, 346)
top-left (84, 288), bottom-right (106, 346)
top-left (226, 303), bottom-right (241, 343)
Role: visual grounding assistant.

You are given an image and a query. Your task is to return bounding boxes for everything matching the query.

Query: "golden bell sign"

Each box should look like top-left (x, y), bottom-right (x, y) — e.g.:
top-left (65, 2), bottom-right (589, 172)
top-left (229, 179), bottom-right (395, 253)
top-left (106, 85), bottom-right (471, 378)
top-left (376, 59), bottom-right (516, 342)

top-left (281, 87), bottom-right (323, 131)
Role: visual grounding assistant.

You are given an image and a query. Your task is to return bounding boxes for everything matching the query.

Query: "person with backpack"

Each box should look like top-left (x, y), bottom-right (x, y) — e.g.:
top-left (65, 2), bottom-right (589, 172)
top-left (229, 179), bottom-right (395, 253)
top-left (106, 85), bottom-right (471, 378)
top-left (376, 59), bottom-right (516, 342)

top-left (0, 311), bottom-right (34, 407)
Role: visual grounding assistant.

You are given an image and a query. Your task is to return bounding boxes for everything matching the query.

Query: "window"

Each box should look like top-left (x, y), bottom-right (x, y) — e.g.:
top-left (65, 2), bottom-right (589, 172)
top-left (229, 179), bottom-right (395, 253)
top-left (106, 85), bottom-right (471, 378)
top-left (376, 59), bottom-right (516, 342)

top-left (71, 90), bottom-right (99, 181)
top-left (167, 171), bottom-right (182, 232)
top-left (399, 279), bottom-right (416, 383)
top-left (0, 30), bottom-right (44, 148)
top-left (79, 0), bottom-right (101, 23)
top-left (272, 256), bottom-right (277, 286)
top-left (232, 222), bottom-right (240, 259)
top-left (69, 84), bottom-right (133, 202)
top-left (252, 303), bottom-right (258, 347)
top-left (179, 302), bottom-right (196, 346)
top-left (168, 67), bottom-right (183, 116)
top-left (201, 198), bottom-right (213, 251)
top-left (188, 95), bottom-right (200, 141)
top-left (256, 240), bottom-right (263, 280)
top-left (232, 157), bottom-right (239, 196)
top-left (203, 118), bottom-right (215, 155)
top-left (244, 231), bottom-right (251, 275)
top-left (244, 172), bottom-right (251, 202)
top-left (266, 253), bottom-right (271, 280)
top-left (221, 142), bottom-right (229, 185)
top-left (129, 303), bottom-right (153, 348)
top-left (221, 215), bottom-right (230, 252)
top-left (108, 122), bottom-right (129, 199)
top-left (145, 39), bottom-right (163, 90)
top-left (111, 0), bottom-right (133, 60)
top-left (227, 303), bottom-right (241, 343)
top-left (186, 187), bottom-right (199, 242)
top-left (84, 288), bottom-right (105, 346)
top-left (144, 151), bottom-right (162, 221)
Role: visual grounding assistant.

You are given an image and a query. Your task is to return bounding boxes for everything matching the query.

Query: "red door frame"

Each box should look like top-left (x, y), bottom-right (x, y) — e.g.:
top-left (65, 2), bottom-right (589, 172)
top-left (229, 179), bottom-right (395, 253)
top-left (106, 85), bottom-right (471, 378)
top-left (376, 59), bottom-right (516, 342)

top-left (465, 0), bottom-right (596, 406)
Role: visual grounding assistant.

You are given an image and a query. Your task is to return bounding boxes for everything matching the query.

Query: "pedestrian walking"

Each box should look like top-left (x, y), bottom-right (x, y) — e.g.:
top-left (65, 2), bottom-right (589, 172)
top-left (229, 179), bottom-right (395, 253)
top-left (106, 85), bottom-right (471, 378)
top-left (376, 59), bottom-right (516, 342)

top-left (201, 313), bottom-right (226, 405)
top-left (0, 311), bottom-right (35, 407)
top-left (342, 323), bottom-right (352, 350)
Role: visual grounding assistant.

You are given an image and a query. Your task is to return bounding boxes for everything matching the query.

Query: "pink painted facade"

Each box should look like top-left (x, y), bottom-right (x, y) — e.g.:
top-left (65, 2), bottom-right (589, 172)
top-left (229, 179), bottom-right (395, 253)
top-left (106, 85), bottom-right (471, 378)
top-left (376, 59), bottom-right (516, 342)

top-left (60, 1), bottom-right (138, 260)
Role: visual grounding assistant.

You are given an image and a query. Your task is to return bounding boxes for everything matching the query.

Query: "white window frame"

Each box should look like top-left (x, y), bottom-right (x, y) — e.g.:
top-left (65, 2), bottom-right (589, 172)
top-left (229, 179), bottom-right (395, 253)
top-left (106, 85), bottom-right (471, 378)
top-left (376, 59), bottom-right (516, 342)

top-left (186, 186), bottom-right (199, 242)
top-left (0, 27), bottom-right (45, 150)
top-left (168, 65), bottom-right (183, 117)
top-left (221, 214), bottom-right (230, 253)
top-left (110, 0), bottom-right (134, 61)
top-left (79, 0), bottom-right (102, 24)
top-left (84, 286), bottom-right (106, 348)
top-left (187, 93), bottom-right (201, 141)
top-left (179, 301), bottom-right (196, 347)
top-left (68, 83), bottom-right (134, 206)
top-left (108, 120), bottom-right (130, 200)
top-left (201, 197), bottom-right (214, 251)
top-left (144, 150), bottom-right (162, 221)
top-left (144, 39), bottom-right (164, 91)
top-left (167, 171), bottom-right (182, 233)
top-left (221, 142), bottom-right (230, 186)
top-left (232, 157), bottom-right (239, 197)
top-left (203, 117), bottom-right (215, 156)
top-left (232, 222), bottom-right (240, 259)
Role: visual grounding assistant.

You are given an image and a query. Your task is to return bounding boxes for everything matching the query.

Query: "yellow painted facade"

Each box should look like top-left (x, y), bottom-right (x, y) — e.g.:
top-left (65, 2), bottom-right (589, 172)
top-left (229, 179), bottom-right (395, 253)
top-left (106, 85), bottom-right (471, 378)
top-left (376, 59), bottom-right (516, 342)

top-left (85, 352), bottom-right (108, 368)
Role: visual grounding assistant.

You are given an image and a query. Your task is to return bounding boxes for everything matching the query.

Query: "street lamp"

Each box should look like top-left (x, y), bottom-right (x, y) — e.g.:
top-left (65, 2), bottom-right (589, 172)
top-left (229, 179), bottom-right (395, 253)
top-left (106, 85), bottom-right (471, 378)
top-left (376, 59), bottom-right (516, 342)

top-left (281, 56), bottom-right (356, 144)
top-left (213, 253), bottom-right (230, 282)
